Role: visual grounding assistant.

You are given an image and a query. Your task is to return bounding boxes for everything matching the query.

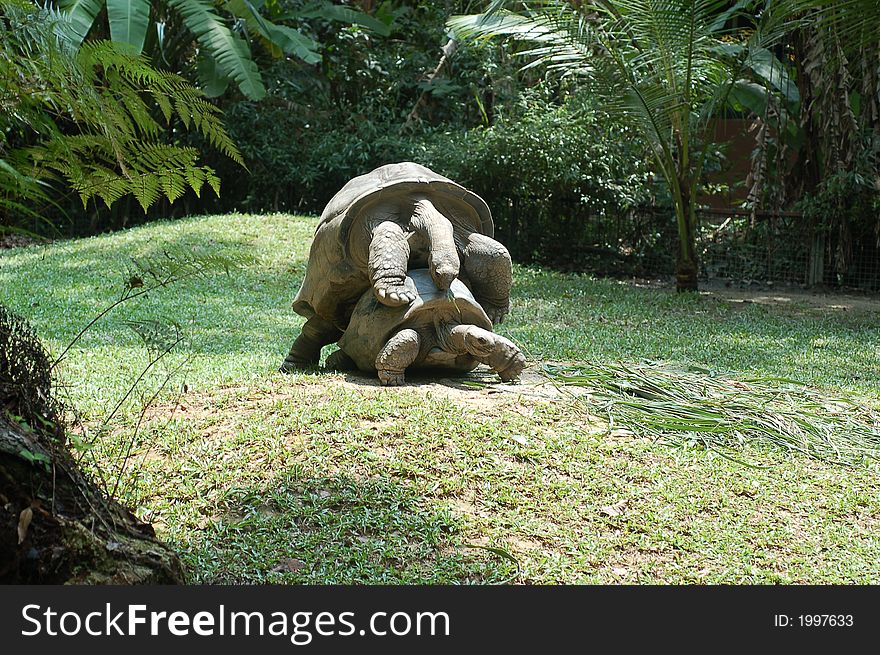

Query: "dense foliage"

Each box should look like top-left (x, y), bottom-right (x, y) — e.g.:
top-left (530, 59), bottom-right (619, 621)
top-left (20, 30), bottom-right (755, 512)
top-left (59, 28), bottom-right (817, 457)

top-left (196, 2), bottom-right (652, 263)
top-left (416, 92), bottom-right (652, 264)
top-left (216, 81), bottom-right (650, 262)
top-left (0, 0), bottom-right (241, 235)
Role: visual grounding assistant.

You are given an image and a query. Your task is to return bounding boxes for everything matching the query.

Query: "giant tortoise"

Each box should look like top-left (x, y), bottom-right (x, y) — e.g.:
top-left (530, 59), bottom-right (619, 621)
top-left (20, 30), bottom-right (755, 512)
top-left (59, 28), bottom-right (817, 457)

top-left (281, 162), bottom-right (513, 372)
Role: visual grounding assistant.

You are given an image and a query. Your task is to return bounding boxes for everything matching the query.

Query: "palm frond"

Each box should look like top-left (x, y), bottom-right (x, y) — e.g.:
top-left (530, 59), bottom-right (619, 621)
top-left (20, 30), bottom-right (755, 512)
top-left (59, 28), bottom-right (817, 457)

top-left (544, 361), bottom-right (880, 467)
top-left (57, 0), bottom-right (104, 45)
top-left (225, 0), bottom-right (321, 63)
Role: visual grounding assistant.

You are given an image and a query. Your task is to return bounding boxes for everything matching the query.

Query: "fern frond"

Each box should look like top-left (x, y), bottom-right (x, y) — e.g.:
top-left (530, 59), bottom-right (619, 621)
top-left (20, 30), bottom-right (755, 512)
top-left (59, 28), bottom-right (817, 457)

top-left (185, 166), bottom-right (206, 198)
top-left (204, 167), bottom-right (220, 197)
top-left (2, 3), bottom-right (240, 214)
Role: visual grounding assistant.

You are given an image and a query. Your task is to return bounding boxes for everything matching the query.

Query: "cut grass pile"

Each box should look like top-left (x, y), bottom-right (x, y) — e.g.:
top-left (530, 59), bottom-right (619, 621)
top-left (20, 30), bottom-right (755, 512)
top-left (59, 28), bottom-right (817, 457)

top-left (543, 362), bottom-right (880, 467)
top-left (1, 212), bottom-right (879, 584)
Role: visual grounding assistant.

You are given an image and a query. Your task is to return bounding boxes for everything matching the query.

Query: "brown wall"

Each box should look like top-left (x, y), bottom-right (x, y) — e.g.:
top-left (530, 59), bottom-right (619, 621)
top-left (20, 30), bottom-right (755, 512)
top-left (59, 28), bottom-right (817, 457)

top-left (700, 118), bottom-right (757, 209)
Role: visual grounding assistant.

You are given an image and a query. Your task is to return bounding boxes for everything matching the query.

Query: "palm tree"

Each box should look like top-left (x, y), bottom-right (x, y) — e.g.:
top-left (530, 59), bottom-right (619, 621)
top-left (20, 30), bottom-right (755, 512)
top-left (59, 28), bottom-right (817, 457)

top-left (450, 0), bottom-right (797, 291)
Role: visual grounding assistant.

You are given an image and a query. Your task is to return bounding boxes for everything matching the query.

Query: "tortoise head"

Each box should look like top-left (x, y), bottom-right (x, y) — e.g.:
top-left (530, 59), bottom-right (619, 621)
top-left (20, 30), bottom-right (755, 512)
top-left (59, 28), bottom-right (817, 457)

top-left (462, 328), bottom-right (495, 358)
top-left (428, 254), bottom-right (459, 291)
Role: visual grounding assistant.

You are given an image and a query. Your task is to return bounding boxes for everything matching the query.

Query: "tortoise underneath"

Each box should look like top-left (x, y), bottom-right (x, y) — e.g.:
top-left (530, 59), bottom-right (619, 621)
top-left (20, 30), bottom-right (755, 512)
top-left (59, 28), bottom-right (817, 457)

top-left (327, 269), bottom-right (525, 386)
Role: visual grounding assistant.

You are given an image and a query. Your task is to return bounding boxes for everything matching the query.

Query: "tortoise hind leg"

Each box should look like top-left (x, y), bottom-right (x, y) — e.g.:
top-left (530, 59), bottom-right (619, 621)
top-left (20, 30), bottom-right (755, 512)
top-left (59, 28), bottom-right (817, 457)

top-left (375, 328), bottom-right (420, 386)
top-left (461, 233), bottom-right (512, 324)
top-left (280, 315), bottom-right (342, 372)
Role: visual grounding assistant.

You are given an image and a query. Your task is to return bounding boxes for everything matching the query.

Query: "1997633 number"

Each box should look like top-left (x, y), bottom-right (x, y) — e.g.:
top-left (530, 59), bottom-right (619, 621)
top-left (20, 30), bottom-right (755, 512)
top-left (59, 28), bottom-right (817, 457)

top-left (799, 615), bottom-right (853, 627)
top-left (775, 614), bottom-right (854, 628)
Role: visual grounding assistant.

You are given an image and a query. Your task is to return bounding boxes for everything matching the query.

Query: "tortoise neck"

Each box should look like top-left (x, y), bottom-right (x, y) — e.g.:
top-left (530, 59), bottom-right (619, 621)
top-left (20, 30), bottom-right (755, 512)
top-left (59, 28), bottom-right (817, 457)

top-left (436, 319), bottom-right (462, 353)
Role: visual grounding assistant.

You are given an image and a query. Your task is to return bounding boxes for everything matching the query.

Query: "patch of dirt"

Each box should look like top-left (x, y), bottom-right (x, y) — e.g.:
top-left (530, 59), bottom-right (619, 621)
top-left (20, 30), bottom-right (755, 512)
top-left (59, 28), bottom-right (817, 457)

top-left (140, 397), bottom-right (221, 423)
top-left (336, 364), bottom-right (583, 410)
top-left (701, 285), bottom-right (880, 314)
top-left (0, 234), bottom-right (42, 249)
top-left (127, 363), bottom-right (604, 465)
top-left (629, 277), bottom-right (880, 315)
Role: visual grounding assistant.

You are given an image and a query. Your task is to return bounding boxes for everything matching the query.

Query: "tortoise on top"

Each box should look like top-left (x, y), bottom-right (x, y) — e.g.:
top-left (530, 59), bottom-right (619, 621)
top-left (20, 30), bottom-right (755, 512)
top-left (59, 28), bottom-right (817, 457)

top-left (281, 162), bottom-right (513, 372)
top-left (326, 269), bottom-right (525, 386)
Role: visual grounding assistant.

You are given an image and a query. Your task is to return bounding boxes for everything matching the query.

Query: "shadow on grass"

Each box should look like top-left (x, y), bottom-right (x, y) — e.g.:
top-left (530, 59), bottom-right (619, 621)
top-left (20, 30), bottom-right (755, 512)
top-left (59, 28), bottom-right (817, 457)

top-left (176, 471), bottom-right (517, 585)
top-left (331, 367), bottom-right (507, 391)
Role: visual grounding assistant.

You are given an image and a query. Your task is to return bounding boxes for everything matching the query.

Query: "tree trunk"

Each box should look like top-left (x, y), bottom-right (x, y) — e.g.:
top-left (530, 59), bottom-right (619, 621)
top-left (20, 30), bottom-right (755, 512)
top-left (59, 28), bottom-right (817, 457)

top-left (1, 305), bottom-right (184, 584)
top-left (675, 189), bottom-right (699, 292)
top-left (0, 417), bottom-right (185, 584)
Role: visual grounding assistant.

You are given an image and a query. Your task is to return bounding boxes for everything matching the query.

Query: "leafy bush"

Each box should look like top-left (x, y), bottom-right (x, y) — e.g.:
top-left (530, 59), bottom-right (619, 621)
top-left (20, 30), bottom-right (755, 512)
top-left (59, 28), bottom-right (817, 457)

top-left (415, 91), bottom-right (652, 263)
top-left (216, 79), bottom-right (651, 268)
top-left (210, 4), bottom-right (511, 213)
top-left (798, 134), bottom-right (880, 288)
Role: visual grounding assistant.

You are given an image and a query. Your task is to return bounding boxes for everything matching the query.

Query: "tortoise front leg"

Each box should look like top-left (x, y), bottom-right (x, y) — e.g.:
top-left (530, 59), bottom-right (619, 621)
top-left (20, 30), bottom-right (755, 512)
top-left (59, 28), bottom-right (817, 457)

top-left (375, 328), bottom-right (421, 386)
top-left (281, 315), bottom-right (343, 372)
top-left (369, 221), bottom-right (417, 307)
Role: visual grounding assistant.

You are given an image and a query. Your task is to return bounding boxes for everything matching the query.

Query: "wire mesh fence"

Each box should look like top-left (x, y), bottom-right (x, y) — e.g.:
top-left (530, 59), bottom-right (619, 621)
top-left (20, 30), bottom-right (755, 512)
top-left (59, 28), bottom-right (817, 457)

top-left (696, 208), bottom-right (880, 292)
top-left (538, 206), bottom-right (880, 292)
top-left (697, 209), bottom-right (812, 286)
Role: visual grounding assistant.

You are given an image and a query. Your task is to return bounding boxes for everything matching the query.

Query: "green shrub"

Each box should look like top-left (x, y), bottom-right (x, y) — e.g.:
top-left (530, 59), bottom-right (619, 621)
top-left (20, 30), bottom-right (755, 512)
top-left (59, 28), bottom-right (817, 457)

top-left (798, 135), bottom-right (880, 288)
top-left (215, 83), bottom-right (652, 268)
top-left (414, 91), bottom-right (652, 263)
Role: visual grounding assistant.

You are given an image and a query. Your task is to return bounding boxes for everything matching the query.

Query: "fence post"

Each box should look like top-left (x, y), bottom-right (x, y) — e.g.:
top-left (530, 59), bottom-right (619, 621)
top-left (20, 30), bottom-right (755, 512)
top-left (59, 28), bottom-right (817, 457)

top-left (807, 231), bottom-right (825, 287)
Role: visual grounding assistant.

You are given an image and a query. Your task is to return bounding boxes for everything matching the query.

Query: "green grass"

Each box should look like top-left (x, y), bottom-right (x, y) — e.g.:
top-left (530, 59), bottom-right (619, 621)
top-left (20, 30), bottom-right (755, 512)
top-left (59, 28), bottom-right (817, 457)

top-left (2, 212), bottom-right (880, 584)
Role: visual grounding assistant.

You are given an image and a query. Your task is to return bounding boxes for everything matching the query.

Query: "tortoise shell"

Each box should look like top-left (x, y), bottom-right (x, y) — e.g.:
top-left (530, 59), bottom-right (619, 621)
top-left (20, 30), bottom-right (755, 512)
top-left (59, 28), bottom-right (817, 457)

top-left (320, 162), bottom-right (494, 249)
top-left (337, 268), bottom-right (492, 372)
top-left (292, 162), bottom-right (493, 329)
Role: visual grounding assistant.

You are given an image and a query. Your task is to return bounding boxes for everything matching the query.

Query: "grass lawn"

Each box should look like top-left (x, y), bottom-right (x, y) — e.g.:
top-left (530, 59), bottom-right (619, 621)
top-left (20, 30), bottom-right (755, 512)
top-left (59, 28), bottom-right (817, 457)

top-left (2, 212), bottom-right (879, 583)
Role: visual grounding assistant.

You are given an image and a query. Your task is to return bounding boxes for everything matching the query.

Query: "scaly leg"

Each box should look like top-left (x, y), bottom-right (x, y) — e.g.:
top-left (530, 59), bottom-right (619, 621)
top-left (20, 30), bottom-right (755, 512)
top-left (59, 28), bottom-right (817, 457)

top-left (461, 233), bottom-right (512, 324)
top-left (369, 220), bottom-right (416, 307)
top-left (280, 315), bottom-right (342, 372)
top-left (375, 328), bottom-right (421, 386)
top-left (411, 197), bottom-right (460, 291)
